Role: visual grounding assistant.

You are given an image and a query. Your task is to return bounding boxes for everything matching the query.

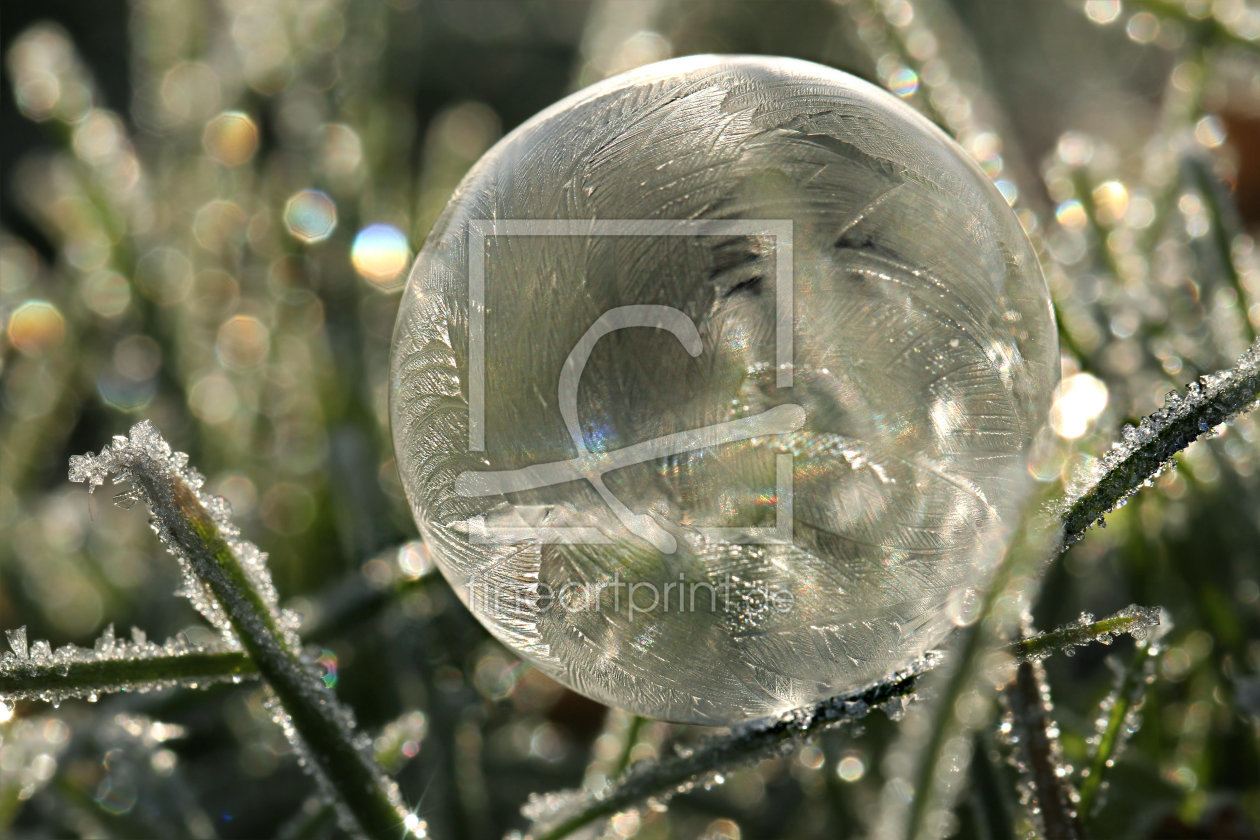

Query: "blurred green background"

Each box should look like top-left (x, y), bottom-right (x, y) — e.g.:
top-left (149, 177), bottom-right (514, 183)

top-left (1, 1), bottom-right (1258, 838)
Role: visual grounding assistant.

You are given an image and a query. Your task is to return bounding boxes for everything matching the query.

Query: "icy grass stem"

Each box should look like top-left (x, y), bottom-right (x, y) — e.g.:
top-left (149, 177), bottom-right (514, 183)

top-left (0, 632), bottom-right (256, 702)
top-left (612, 715), bottom-right (648, 778)
top-left (529, 608), bottom-right (1159, 840)
top-left (68, 422), bottom-right (416, 840)
top-left (874, 468), bottom-right (1067, 840)
top-left (1068, 167), bottom-right (1125, 284)
top-left (1004, 660), bottom-right (1085, 840)
top-left (1010, 607), bottom-right (1161, 662)
top-left (1184, 154), bottom-right (1257, 344)
top-left (891, 570), bottom-right (1015, 840)
top-left (1077, 640), bottom-right (1157, 817)
top-left (1061, 341), bottom-right (1260, 545)
top-left (528, 659), bottom-right (931, 840)
top-left (277, 710), bottom-right (432, 840)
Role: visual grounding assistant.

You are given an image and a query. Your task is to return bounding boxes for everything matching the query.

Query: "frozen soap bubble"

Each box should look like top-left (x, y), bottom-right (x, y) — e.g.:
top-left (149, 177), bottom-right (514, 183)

top-left (390, 55), bottom-right (1058, 724)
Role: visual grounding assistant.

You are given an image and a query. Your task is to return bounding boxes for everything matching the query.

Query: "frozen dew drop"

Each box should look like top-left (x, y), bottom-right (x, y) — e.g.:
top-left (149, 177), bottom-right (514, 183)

top-left (946, 586), bottom-right (982, 627)
top-left (6, 626), bottom-right (29, 660)
top-left (390, 55), bottom-right (1058, 724)
top-left (402, 812), bottom-right (428, 838)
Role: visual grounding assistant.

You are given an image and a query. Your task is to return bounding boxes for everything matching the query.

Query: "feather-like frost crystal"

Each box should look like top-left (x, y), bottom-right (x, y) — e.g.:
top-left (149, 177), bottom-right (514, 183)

top-left (390, 55), bottom-right (1059, 724)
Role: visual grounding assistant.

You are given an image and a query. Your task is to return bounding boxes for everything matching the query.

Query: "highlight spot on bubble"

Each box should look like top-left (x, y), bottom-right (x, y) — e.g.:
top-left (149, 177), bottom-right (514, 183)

top-left (351, 224), bottom-right (411, 287)
top-left (7, 300), bottom-right (66, 355)
top-left (203, 111), bottom-right (259, 167)
top-left (283, 190), bottom-right (337, 243)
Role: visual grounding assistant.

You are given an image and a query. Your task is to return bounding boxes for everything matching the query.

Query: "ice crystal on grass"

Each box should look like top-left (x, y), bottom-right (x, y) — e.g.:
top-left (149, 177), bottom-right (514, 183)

top-left (1077, 621), bottom-right (1167, 816)
top-left (67, 420), bottom-right (422, 840)
top-left (1001, 659), bottom-right (1084, 840)
top-left (0, 624), bottom-right (254, 705)
top-left (6, 628), bottom-right (28, 661)
top-left (1061, 342), bottom-right (1260, 545)
top-left (1011, 605), bottom-right (1162, 662)
top-left (522, 656), bottom-right (935, 840)
top-left (69, 420), bottom-right (286, 646)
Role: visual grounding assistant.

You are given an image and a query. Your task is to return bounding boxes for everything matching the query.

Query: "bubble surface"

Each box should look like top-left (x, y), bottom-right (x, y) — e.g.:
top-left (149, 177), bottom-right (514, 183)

top-left (390, 55), bottom-right (1057, 724)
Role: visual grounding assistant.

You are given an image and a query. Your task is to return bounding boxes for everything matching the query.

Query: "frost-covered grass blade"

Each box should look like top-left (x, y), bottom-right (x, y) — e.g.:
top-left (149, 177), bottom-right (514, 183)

top-left (1002, 659), bottom-right (1084, 840)
top-left (523, 601), bottom-right (1164, 840)
top-left (525, 657), bottom-right (933, 840)
top-left (1061, 342), bottom-right (1260, 545)
top-left (1011, 606), bottom-right (1162, 662)
top-left (0, 624), bottom-right (255, 705)
top-left (68, 421), bottom-right (422, 840)
top-left (1077, 637), bottom-right (1161, 818)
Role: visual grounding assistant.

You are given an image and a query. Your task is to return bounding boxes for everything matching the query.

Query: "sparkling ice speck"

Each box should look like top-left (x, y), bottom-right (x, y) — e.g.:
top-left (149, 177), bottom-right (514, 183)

top-left (390, 55), bottom-right (1057, 724)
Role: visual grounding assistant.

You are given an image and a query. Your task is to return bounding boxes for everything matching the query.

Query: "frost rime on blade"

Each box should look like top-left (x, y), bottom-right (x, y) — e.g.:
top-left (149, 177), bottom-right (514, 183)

top-left (69, 420), bottom-right (276, 643)
top-left (1061, 342), bottom-right (1260, 545)
top-left (0, 624), bottom-right (255, 705)
top-left (68, 420), bottom-right (421, 840)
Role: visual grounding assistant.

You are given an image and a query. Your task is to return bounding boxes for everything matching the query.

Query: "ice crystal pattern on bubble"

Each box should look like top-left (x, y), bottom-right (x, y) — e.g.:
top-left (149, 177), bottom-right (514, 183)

top-left (390, 55), bottom-right (1059, 724)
